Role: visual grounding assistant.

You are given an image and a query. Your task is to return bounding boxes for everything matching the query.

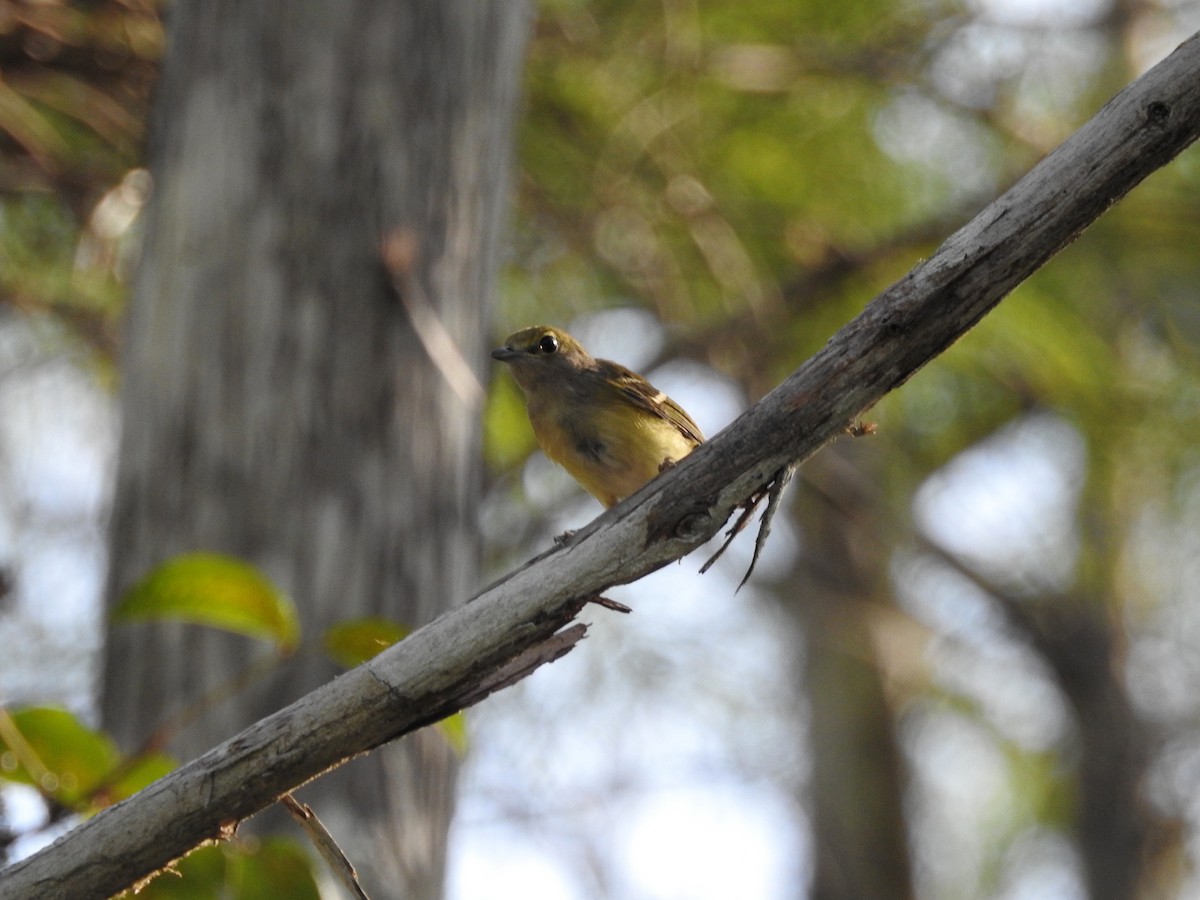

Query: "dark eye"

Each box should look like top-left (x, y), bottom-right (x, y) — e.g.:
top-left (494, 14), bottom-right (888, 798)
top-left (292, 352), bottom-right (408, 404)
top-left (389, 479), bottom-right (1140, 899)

top-left (537, 334), bottom-right (559, 354)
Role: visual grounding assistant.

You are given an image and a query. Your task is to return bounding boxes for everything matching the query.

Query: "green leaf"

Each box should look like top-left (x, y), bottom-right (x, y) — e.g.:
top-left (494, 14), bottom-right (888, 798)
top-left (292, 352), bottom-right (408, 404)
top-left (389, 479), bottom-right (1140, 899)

top-left (106, 751), bottom-right (178, 803)
top-left (484, 374), bottom-right (538, 471)
top-left (126, 839), bottom-right (320, 900)
top-left (231, 838), bottom-right (322, 900)
top-left (0, 706), bottom-right (178, 811)
top-left (113, 553), bottom-right (300, 652)
top-left (323, 619), bottom-right (467, 754)
top-left (0, 707), bottom-right (117, 807)
top-left (127, 844), bottom-right (225, 899)
top-left (323, 617), bottom-right (410, 668)
top-left (437, 712), bottom-right (469, 757)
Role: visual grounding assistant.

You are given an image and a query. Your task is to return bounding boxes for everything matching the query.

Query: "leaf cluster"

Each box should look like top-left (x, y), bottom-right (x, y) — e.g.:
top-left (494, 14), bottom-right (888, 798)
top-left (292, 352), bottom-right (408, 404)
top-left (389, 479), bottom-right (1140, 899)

top-left (1, 551), bottom-right (462, 894)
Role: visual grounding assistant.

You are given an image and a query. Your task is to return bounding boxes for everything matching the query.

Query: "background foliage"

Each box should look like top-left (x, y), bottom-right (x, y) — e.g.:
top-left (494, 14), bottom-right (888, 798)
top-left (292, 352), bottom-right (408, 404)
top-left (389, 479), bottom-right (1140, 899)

top-left (2, 0), bottom-right (1200, 897)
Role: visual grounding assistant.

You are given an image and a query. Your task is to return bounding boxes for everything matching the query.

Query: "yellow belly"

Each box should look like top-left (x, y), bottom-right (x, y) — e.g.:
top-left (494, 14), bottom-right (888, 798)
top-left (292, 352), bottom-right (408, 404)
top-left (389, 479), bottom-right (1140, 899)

top-left (531, 403), bottom-right (699, 508)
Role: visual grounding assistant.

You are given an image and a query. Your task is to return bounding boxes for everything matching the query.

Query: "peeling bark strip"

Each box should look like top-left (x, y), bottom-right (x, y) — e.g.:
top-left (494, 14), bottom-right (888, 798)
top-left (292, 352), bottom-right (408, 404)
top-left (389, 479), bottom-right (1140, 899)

top-left (3, 29), bottom-right (1200, 900)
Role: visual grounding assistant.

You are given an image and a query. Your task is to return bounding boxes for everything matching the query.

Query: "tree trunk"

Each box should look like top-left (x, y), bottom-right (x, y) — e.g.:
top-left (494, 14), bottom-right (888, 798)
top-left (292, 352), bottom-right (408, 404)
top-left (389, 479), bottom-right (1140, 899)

top-left (782, 453), bottom-right (915, 900)
top-left (101, 3), bottom-right (529, 896)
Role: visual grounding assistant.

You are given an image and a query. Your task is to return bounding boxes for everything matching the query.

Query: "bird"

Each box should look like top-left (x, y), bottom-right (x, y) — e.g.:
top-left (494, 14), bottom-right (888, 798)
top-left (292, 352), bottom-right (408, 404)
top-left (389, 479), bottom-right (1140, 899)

top-left (491, 325), bottom-right (703, 508)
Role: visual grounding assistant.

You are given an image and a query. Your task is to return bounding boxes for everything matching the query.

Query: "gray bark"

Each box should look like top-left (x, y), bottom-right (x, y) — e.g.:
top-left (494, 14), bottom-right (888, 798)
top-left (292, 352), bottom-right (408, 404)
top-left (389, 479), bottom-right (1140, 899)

top-left (100, 2), bottom-right (530, 896)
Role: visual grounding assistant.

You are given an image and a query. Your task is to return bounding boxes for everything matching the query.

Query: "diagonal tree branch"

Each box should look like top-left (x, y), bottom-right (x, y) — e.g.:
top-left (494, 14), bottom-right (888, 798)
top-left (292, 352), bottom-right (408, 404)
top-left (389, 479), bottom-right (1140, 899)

top-left (3, 29), bottom-right (1200, 900)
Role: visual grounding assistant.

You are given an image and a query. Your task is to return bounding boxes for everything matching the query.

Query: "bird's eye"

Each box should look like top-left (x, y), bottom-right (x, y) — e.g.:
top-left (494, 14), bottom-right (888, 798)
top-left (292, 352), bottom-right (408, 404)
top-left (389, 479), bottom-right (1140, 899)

top-left (538, 334), bottom-right (559, 354)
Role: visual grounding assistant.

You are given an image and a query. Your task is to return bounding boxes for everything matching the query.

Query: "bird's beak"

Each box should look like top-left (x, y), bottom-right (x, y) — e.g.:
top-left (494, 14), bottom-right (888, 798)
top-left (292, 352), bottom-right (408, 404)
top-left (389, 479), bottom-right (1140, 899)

top-left (491, 346), bottom-right (520, 361)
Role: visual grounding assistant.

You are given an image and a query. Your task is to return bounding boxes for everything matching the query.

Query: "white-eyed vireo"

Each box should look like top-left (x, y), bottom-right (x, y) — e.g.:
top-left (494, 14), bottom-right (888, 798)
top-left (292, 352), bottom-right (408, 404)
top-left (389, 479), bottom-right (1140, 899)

top-left (492, 325), bottom-right (704, 508)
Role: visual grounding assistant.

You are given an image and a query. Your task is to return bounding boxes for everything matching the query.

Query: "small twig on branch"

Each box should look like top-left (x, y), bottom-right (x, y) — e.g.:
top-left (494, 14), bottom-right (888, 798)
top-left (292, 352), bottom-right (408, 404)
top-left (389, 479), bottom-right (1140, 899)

top-left (281, 793), bottom-right (370, 900)
top-left (700, 463), bottom-right (795, 588)
top-left (381, 227), bottom-right (487, 409)
top-left (456, 623), bottom-right (589, 704)
top-left (589, 594), bottom-right (633, 613)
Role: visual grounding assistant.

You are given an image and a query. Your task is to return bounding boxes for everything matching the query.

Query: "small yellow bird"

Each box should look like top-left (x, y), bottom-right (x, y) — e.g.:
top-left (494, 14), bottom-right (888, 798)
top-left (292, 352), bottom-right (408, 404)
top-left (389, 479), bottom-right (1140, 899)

top-left (492, 325), bottom-right (704, 508)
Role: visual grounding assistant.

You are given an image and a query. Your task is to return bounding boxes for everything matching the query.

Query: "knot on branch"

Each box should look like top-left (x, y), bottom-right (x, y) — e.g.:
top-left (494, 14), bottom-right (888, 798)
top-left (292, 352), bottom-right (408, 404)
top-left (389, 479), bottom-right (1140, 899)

top-left (881, 313), bottom-right (907, 337)
top-left (674, 511), bottom-right (713, 542)
top-left (1145, 100), bottom-right (1171, 126)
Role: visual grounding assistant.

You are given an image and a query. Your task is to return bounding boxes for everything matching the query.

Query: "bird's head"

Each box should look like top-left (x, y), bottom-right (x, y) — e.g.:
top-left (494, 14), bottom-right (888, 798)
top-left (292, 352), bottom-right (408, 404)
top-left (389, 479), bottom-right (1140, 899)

top-left (491, 325), bottom-right (594, 391)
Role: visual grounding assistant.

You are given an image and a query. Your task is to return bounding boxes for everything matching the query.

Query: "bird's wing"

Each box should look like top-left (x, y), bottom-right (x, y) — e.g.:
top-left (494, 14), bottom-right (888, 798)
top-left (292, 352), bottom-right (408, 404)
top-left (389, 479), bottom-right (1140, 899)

top-left (598, 360), bottom-right (705, 446)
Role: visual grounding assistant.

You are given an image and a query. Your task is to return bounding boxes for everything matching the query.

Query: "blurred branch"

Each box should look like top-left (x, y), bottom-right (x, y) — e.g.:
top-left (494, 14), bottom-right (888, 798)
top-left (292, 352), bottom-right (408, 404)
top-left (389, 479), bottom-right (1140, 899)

top-left (667, 209), bottom-right (962, 390)
top-left (915, 534), bottom-right (1148, 900)
top-left (3, 29), bottom-right (1199, 900)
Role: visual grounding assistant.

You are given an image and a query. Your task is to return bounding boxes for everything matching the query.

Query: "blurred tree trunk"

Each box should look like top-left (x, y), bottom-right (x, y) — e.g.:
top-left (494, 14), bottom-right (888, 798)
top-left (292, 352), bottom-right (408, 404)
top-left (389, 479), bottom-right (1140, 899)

top-left (1023, 598), bottom-right (1147, 900)
top-left (781, 450), bottom-right (915, 900)
top-left (928, 545), bottom-right (1152, 900)
top-left (100, 2), bottom-right (529, 897)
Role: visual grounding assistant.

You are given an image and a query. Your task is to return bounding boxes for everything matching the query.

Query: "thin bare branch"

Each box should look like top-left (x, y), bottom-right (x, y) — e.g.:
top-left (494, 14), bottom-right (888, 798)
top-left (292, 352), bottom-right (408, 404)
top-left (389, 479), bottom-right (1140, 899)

top-left (282, 794), bottom-right (371, 900)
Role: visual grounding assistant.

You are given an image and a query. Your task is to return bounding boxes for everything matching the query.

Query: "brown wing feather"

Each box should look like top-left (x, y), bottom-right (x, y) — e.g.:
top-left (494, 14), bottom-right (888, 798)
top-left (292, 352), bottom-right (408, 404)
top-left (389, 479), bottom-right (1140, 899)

top-left (595, 360), bottom-right (705, 446)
